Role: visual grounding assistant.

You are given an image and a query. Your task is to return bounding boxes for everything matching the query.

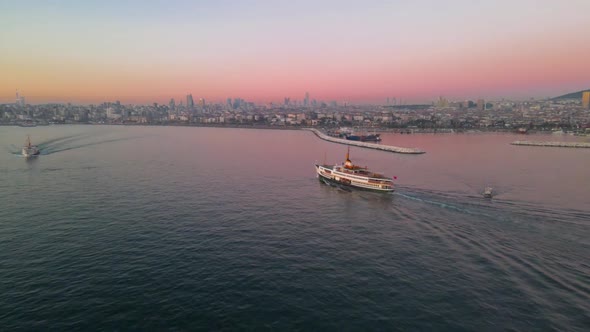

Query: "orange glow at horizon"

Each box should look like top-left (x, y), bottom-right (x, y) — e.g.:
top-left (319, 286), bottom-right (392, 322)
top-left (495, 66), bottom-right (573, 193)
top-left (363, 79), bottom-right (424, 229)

top-left (2, 1), bottom-right (589, 104)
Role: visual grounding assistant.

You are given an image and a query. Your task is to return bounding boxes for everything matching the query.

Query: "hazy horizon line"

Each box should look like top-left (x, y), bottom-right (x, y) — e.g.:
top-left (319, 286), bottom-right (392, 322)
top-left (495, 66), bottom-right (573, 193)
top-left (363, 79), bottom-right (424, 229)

top-left (3, 90), bottom-right (588, 106)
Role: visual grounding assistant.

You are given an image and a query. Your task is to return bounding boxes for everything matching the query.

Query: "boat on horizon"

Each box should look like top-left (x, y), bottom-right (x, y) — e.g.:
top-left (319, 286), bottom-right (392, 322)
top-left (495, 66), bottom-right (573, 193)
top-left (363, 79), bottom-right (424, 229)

top-left (483, 187), bottom-right (493, 198)
top-left (22, 135), bottom-right (40, 158)
top-left (18, 121), bottom-right (37, 127)
top-left (344, 133), bottom-right (382, 142)
top-left (315, 147), bottom-right (394, 192)
top-left (335, 127), bottom-right (382, 142)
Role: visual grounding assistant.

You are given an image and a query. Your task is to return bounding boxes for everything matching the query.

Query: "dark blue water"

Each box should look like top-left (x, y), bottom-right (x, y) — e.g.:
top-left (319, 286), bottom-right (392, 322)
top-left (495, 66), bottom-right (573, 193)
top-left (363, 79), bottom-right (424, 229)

top-left (1, 126), bottom-right (589, 330)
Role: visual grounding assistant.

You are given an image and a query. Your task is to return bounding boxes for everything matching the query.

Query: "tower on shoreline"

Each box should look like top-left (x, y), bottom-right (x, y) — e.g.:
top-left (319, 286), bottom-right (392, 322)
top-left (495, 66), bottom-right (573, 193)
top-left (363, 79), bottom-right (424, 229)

top-left (582, 91), bottom-right (590, 109)
top-left (15, 89), bottom-right (25, 106)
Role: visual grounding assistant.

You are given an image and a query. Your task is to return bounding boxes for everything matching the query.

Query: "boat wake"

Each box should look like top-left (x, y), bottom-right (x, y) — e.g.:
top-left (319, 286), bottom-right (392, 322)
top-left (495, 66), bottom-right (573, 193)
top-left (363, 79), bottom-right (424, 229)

top-left (393, 191), bottom-right (496, 219)
top-left (7, 134), bottom-right (88, 156)
top-left (40, 136), bottom-right (140, 155)
top-left (386, 186), bottom-right (590, 322)
top-left (392, 185), bottom-right (590, 229)
top-left (7, 134), bottom-right (144, 156)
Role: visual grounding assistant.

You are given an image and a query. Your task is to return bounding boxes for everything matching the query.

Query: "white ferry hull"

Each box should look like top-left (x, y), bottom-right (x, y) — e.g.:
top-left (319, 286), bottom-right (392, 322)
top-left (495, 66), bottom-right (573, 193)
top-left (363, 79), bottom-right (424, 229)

top-left (315, 164), bottom-right (394, 193)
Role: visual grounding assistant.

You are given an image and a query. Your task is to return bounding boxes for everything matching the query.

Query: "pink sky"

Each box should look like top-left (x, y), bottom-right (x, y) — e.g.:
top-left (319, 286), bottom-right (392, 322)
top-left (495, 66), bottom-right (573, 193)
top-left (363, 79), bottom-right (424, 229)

top-left (1, 1), bottom-right (589, 104)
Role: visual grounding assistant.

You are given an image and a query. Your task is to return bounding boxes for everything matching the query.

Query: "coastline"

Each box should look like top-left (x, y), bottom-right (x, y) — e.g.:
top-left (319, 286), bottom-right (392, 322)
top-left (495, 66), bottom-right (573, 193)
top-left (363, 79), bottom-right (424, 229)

top-left (511, 140), bottom-right (590, 148)
top-left (3, 122), bottom-right (588, 137)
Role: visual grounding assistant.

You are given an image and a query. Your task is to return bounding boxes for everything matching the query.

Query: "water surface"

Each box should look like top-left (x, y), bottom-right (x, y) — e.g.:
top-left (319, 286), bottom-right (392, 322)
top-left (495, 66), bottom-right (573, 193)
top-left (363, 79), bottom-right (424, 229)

top-left (1, 126), bottom-right (589, 330)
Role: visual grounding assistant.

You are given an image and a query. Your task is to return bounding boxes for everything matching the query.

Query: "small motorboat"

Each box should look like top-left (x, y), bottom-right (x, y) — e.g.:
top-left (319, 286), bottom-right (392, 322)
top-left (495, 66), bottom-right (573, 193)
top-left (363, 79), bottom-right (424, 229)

top-left (483, 187), bottom-right (493, 198)
top-left (22, 135), bottom-right (40, 158)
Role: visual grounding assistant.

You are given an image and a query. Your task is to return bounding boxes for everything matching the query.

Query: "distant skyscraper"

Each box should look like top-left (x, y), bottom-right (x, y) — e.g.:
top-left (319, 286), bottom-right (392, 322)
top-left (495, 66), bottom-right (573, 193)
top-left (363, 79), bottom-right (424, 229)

top-left (284, 97), bottom-right (290, 106)
top-left (15, 90), bottom-right (25, 106)
top-left (233, 98), bottom-right (242, 109)
top-left (304, 92), bottom-right (310, 107)
top-left (477, 99), bottom-right (485, 111)
top-left (582, 91), bottom-right (590, 109)
top-left (186, 94), bottom-right (194, 110)
top-left (169, 98), bottom-right (176, 111)
top-left (437, 96), bottom-right (449, 108)
top-left (199, 98), bottom-right (205, 108)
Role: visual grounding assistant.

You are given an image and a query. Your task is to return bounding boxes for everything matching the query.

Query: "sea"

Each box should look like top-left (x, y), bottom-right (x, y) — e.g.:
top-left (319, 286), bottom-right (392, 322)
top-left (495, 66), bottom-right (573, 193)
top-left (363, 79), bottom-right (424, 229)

top-left (1, 125), bottom-right (589, 330)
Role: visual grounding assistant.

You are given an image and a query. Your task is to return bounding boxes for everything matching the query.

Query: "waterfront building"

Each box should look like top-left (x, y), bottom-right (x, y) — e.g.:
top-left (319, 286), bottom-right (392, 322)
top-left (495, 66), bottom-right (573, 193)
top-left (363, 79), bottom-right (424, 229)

top-left (583, 91), bottom-right (590, 109)
top-left (477, 99), bottom-right (485, 111)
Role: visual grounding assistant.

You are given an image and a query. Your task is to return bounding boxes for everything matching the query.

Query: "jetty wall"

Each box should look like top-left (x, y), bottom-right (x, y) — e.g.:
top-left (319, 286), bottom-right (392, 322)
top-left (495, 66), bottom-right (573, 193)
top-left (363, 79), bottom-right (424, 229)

top-left (511, 141), bottom-right (590, 148)
top-left (305, 128), bottom-right (425, 154)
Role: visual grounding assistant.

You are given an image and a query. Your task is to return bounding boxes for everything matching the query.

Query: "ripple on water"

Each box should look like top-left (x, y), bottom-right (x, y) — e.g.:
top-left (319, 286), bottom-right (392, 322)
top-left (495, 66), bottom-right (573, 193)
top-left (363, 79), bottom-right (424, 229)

top-left (0, 127), bottom-right (588, 330)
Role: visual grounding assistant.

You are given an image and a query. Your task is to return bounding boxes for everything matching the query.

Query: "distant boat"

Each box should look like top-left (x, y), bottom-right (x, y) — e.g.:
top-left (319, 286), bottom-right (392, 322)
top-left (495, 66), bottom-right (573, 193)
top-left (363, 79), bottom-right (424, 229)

top-left (18, 121), bottom-right (36, 127)
top-left (517, 128), bottom-right (528, 134)
top-left (483, 187), bottom-right (493, 198)
top-left (344, 133), bottom-right (382, 142)
top-left (22, 135), bottom-right (40, 158)
top-left (552, 129), bottom-right (565, 135)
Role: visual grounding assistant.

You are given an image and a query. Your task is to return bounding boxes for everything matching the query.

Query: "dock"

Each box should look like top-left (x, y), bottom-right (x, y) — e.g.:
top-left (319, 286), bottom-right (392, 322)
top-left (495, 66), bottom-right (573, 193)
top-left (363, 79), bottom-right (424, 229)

top-left (511, 140), bottom-right (590, 148)
top-left (305, 128), bottom-right (425, 154)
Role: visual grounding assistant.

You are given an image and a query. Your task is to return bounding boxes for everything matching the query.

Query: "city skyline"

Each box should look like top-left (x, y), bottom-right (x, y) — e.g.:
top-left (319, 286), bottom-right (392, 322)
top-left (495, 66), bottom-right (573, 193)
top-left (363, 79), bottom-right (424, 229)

top-left (2, 0), bottom-right (590, 104)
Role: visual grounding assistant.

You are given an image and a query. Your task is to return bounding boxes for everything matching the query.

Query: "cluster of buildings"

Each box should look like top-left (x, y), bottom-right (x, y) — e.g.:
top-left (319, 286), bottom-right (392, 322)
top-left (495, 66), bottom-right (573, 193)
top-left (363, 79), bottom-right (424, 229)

top-left (1, 91), bottom-right (589, 133)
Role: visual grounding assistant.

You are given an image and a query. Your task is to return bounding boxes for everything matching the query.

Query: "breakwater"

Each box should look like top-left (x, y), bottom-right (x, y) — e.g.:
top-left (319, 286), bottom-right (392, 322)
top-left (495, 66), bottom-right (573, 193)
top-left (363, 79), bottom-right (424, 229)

top-left (511, 140), bottom-right (590, 148)
top-left (305, 128), bottom-right (425, 154)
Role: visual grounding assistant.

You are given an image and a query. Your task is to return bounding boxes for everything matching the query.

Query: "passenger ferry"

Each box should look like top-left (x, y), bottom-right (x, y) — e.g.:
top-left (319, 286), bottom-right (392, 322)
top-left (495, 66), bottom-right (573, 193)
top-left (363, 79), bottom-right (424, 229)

top-left (315, 147), bottom-right (394, 192)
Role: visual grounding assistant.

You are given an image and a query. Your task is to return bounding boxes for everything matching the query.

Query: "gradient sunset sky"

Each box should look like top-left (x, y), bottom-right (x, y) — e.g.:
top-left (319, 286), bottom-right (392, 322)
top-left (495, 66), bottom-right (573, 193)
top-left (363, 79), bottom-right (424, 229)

top-left (2, 0), bottom-right (590, 104)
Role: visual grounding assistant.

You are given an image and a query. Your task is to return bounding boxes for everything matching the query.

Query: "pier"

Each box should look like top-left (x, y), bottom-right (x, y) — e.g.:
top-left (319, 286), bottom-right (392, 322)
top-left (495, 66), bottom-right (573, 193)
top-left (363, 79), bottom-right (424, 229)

top-left (511, 141), bottom-right (590, 148)
top-left (305, 128), bottom-right (425, 154)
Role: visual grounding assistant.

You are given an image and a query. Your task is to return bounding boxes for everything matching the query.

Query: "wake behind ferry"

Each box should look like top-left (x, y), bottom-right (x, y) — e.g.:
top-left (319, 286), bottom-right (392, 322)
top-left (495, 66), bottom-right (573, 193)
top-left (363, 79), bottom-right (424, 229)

top-left (315, 147), bottom-right (394, 192)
